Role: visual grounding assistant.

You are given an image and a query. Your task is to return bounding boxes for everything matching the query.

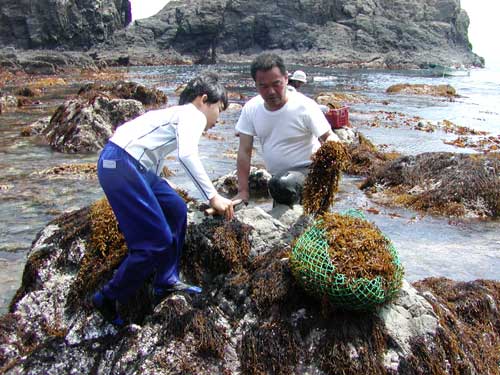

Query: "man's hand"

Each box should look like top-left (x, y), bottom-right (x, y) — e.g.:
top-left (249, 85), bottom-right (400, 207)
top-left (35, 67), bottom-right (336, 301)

top-left (319, 129), bottom-right (340, 143)
top-left (232, 191), bottom-right (250, 205)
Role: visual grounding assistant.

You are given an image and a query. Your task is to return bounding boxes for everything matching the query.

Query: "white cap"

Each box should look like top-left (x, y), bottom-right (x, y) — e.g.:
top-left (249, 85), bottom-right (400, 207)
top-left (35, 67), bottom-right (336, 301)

top-left (290, 70), bottom-right (307, 83)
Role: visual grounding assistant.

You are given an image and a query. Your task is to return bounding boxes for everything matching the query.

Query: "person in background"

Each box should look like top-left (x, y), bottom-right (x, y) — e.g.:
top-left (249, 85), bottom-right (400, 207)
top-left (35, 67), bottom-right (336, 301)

top-left (234, 53), bottom-right (340, 206)
top-left (93, 72), bottom-right (236, 325)
top-left (288, 70), bottom-right (307, 91)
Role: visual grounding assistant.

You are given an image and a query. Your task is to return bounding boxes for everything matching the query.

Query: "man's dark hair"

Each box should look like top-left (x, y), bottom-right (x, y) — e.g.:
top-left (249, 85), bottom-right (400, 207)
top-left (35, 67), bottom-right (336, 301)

top-left (179, 71), bottom-right (228, 110)
top-left (250, 53), bottom-right (287, 81)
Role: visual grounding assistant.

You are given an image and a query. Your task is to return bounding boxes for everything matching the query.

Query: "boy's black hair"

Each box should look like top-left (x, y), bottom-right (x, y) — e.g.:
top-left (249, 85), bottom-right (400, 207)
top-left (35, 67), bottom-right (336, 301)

top-left (250, 53), bottom-right (287, 81)
top-left (179, 71), bottom-right (228, 110)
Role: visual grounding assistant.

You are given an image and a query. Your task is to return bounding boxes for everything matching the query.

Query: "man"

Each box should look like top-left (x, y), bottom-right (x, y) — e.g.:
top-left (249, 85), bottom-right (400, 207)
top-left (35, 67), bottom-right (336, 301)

top-left (234, 53), bottom-right (340, 206)
top-left (288, 70), bottom-right (307, 91)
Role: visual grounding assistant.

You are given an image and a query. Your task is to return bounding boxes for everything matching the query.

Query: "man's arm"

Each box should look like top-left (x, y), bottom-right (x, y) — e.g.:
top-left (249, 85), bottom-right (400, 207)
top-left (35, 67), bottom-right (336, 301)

top-left (235, 133), bottom-right (254, 202)
top-left (319, 129), bottom-right (340, 143)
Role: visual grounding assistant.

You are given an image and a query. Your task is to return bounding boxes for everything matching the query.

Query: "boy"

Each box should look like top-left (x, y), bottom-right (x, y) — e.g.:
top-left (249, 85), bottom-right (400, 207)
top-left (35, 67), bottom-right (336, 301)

top-left (93, 72), bottom-right (235, 325)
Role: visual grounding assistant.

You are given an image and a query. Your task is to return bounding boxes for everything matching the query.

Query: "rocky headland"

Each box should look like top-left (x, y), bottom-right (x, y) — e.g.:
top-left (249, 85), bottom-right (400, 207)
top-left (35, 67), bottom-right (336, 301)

top-left (0, 0), bottom-right (485, 73)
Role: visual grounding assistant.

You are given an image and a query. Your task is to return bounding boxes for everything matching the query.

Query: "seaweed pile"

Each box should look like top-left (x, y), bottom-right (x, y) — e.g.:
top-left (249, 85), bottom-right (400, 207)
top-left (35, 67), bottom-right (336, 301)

top-left (317, 212), bottom-right (399, 286)
top-left (290, 211), bottom-right (403, 310)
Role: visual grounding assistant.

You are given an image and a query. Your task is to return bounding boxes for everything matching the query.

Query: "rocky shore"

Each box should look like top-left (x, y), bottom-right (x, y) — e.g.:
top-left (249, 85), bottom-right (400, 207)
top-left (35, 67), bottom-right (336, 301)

top-left (0, 1), bottom-right (498, 369)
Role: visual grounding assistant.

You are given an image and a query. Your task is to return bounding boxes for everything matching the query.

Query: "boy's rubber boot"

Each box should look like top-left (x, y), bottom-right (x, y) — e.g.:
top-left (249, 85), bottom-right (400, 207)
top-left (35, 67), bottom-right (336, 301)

top-left (153, 281), bottom-right (202, 305)
top-left (92, 291), bottom-right (124, 326)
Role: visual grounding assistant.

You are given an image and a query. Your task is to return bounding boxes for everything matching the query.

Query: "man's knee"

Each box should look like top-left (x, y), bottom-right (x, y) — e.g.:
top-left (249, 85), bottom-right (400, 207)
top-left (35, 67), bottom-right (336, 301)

top-left (268, 170), bottom-right (306, 206)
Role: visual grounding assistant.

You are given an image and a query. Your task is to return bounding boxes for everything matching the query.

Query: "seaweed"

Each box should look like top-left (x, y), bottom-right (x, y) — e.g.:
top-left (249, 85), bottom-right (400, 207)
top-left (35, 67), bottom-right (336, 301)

top-left (302, 141), bottom-right (350, 216)
top-left (66, 198), bottom-right (128, 310)
top-left (183, 218), bottom-right (252, 284)
top-left (316, 212), bottom-right (397, 287)
top-left (405, 278), bottom-right (500, 374)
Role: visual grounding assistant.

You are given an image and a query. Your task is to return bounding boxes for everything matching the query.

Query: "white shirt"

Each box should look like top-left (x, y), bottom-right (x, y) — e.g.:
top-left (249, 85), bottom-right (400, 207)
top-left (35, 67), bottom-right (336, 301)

top-left (235, 91), bottom-right (331, 174)
top-left (110, 103), bottom-right (217, 200)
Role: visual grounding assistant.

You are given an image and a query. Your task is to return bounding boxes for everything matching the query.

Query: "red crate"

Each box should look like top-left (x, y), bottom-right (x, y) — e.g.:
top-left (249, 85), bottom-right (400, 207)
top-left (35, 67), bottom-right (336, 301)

top-left (325, 106), bottom-right (349, 129)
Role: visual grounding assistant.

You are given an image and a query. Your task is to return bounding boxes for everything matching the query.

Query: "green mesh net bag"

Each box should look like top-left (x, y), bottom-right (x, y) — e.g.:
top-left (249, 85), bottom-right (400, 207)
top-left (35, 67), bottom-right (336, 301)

top-left (290, 209), bottom-right (404, 310)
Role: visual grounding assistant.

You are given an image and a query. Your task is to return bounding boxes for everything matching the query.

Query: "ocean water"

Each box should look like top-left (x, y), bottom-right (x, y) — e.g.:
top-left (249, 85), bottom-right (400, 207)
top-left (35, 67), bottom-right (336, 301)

top-left (0, 64), bottom-right (499, 313)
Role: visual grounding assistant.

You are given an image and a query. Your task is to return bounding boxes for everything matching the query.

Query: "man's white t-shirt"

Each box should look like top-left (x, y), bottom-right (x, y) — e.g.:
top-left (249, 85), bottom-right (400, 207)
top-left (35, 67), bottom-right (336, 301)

top-left (235, 91), bottom-right (331, 175)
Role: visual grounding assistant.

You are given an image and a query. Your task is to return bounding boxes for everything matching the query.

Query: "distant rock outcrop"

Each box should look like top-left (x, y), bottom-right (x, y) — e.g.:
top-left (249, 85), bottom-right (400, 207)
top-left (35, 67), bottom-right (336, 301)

top-left (0, 0), bottom-right (483, 69)
top-left (0, 0), bottom-right (131, 49)
top-left (105, 0), bottom-right (482, 67)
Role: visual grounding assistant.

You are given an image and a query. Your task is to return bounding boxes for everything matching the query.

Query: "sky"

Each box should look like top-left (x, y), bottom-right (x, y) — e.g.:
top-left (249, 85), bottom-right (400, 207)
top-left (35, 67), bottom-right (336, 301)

top-left (129, 0), bottom-right (499, 67)
top-left (461, 0), bottom-right (500, 67)
top-left (130, 0), bottom-right (170, 21)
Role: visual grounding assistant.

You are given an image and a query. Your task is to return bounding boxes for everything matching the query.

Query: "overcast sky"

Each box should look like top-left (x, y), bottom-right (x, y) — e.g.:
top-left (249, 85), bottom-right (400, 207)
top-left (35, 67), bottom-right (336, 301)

top-left (129, 0), bottom-right (499, 67)
top-left (130, 0), bottom-right (170, 21)
top-left (461, 0), bottom-right (499, 66)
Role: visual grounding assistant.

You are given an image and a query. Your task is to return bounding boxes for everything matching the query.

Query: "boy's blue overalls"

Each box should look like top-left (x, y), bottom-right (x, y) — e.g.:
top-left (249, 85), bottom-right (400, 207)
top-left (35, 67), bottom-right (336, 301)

top-left (97, 142), bottom-right (197, 306)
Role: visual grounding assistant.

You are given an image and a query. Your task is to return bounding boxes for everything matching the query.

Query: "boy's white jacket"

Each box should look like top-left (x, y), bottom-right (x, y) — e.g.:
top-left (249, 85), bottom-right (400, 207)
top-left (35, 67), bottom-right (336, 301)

top-left (110, 103), bottom-right (217, 201)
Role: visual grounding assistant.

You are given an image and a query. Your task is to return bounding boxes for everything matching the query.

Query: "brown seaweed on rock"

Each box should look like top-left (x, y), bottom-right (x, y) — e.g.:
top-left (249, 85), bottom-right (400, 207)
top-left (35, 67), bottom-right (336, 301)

top-left (361, 152), bottom-right (500, 217)
top-left (302, 141), bottom-right (350, 216)
top-left (3, 202), bottom-right (500, 373)
top-left (67, 198), bottom-right (128, 310)
top-left (346, 132), bottom-right (401, 176)
top-left (386, 83), bottom-right (458, 97)
top-left (409, 278), bottom-right (500, 374)
top-left (183, 217), bottom-right (253, 285)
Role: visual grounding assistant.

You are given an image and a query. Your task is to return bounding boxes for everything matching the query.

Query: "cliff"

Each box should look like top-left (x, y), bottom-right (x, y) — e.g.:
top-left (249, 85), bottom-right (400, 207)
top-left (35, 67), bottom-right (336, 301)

top-left (0, 0), bottom-right (131, 49)
top-left (106, 0), bottom-right (483, 67)
top-left (0, 0), bottom-right (484, 71)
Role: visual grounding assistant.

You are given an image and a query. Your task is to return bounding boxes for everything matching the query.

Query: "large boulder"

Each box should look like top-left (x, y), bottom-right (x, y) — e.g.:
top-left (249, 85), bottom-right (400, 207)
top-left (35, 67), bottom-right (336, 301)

top-left (0, 199), bottom-right (499, 374)
top-left (0, 49), bottom-right (99, 73)
top-left (44, 96), bottom-right (144, 153)
top-left (78, 81), bottom-right (168, 107)
top-left (361, 152), bottom-right (500, 218)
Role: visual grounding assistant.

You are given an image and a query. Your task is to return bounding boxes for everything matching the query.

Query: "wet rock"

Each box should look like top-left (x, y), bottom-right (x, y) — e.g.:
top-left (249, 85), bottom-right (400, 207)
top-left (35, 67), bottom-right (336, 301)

top-left (20, 60), bottom-right (56, 75)
top-left (1, 201), bottom-right (499, 374)
top-left (212, 167), bottom-right (271, 198)
top-left (0, 49), bottom-right (99, 74)
top-left (20, 116), bottom-right (51, 137)
top-left (44, 96), bottom-right (144, 153)
top-left (334, 126), bottom-right (357, 144)
top-left (386, 83), bottom-right (458, 97)
top-left (15, 87), bottom-right (41, 97)
top-left (0, 94), bottom-right (17, 114)
top-left (361, 152), bottom-right (500, 218)
top-left (78, 81), bottom-right (167, 107)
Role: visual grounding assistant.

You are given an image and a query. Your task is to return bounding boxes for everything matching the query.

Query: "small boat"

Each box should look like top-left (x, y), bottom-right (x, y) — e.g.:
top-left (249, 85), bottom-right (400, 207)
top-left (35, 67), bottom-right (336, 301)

top-left (425, 64), bottom-right (470, 77)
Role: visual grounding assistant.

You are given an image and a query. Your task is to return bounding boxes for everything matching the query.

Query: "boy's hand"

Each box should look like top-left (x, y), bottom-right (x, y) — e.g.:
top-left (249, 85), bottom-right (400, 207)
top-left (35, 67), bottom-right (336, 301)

top-left (207, 194), bottom-right (237, 220)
